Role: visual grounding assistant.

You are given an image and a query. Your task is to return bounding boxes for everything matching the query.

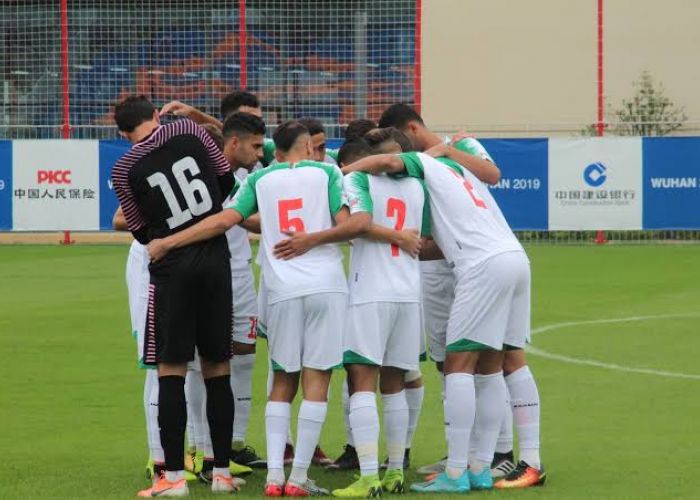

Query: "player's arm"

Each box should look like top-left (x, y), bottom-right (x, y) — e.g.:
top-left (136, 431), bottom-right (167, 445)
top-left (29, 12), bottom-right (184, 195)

top-left (365, 225), bottom-right (422, 258)
top-left (240, 213), bottom-right (261, 234)
top-left (273, 208), bottom-right (372, 260)
top-left (160, 101), bottom-right (223, 129)
top-left (340, 154), bottom-right (406, 176)
top-left (112, 206), bottom-right (128, 231)
top-left (419, 238), bottom-right (445, 261)
top-left (424, 142), bottom-right (500, 185)
top-left (111, 162), bottom-right (148, 244)
top-left (148, 209), bottom-right (243, 262)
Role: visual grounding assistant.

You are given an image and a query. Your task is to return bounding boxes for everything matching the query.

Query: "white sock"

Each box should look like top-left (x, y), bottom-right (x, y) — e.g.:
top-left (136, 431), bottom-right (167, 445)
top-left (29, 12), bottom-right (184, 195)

top-left (342, 379), bottom-right (354, 446)
top-left (349, 391), bottom-right (379, 476)
top-left (469, 372), bottom-right (507, 473)
top-left (185, 369), bottom-right (208, 452)
top-left (382, 391), bottom-right (409, 471)
top-left (507, 366), bottom-right (541, 469)
top-left (267, 356), bottom-right (293, 445)
top-left (405, 386), bottom-right (424, 448)
top-left (165, 470), bottom-right (184, 482)
top-left (265, 401), bottom-right (291, 483)
top-left (144, 370), bottom-right (165, 463)
top-left (290, 400), bottom-right (328, 484)
top-left (496, 397), bottom-right (514, 454)
top-left (230, 354), bottom-right (255, 444)
top-left (444, 373), bottom-right (475, 479)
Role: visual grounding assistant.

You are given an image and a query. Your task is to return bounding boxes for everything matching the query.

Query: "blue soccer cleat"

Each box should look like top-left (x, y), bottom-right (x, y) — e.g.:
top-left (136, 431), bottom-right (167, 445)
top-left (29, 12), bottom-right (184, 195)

top-left (410, 471), bottom-right (471, 493)
top-left (469, 467), bottom-right (494, 490)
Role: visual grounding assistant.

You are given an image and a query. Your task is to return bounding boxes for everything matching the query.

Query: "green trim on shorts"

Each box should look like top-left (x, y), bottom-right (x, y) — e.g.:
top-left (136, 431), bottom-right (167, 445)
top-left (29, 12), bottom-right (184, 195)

top-left (271, 359), bottom-right (286, 372)
top-left (256, 322), bottom-right (268, 339)
top-left (330, 362), bottom-right (344, 371)
top-left (446, 339), bottom-right (494, 353)
top-left (504, 344), bottom-right (522, 351)
top-left (419, 352), bottom-right (427, 362)
top-left (343, 350), bottom-right (379, 367)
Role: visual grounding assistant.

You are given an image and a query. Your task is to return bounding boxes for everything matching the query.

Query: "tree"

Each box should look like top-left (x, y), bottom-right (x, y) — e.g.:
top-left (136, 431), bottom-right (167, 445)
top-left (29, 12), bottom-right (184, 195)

top-left (582, 71), bottom-right (687, 136)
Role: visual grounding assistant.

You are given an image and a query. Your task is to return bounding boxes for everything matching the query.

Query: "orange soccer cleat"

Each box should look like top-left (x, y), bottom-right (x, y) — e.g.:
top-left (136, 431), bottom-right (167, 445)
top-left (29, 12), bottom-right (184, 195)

top-left (137, 475), bottom-right (189, 497)
top-left (264, 481), bottom-right (285, 497)
top-left (494, 460), bottom-right (546, 489)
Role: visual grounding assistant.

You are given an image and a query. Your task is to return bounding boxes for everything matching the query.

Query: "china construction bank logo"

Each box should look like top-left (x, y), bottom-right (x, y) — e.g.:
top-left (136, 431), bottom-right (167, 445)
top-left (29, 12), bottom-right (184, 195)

top-left (583, 162), bottom-right (607, 187)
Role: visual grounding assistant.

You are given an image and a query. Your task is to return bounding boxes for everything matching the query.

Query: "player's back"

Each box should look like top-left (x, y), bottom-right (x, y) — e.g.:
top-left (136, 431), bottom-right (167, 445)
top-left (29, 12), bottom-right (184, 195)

top-left (346, 172), bottom-right (426, 304)
top-left (112, 119), bottom-right (232, 272)
top-left (401, 152), bottom-right (523, 269)
top-left (246, 160), bottom-right (347, 303)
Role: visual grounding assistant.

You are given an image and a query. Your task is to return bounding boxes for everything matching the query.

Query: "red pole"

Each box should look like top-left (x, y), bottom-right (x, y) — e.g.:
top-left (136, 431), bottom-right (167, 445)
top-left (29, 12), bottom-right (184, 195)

top-left (595, 0), bottom-right (606, 245)
top-left (239, 0), bottom-right (247, 90)
top-left (60, 0), bottom-right (70, 139)
top-left (60, 0), bottom-right (74, 245)
top-left (413, 0), bottom-right (422, 114)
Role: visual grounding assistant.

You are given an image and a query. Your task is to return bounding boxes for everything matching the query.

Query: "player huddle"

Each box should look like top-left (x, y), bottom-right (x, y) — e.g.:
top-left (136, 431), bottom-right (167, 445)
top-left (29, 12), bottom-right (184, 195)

top-left (111, 90), bottom-right (544, 497)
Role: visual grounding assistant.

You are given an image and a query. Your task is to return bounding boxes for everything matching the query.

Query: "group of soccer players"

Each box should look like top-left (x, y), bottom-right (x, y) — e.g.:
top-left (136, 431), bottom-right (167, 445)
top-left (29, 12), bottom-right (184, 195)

top-left (111, 89), bottom-right (545, 497)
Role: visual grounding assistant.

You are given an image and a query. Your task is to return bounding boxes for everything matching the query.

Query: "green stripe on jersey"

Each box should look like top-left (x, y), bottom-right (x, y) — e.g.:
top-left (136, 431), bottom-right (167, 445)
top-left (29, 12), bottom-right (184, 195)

top-left (344, 171), bottom-right (373, 214)
top-left (262, 138), bottom-right (276, 167)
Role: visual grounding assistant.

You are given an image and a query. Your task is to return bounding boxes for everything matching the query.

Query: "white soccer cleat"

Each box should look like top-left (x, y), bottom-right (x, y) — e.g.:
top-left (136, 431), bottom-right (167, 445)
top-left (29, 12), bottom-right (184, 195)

top-left (416, 457), bottom-right (447, 475)
top-left (211, 473), bottom-right (242, 494)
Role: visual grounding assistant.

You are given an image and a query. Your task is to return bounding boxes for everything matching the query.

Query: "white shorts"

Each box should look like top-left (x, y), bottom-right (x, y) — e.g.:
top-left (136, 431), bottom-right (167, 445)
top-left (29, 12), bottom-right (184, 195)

top-left (447, 251), bottom-right (531, 352)
top-left (266, 293), bottom-right (347, 373)
top-left (232, 270), bottom-right (258, 345)
top-left (421, 268), bottom-right (456, 362)
top-left (345, 302), bottom-right (421, 371)
top-left (126, 241), bottom-right (150, 365)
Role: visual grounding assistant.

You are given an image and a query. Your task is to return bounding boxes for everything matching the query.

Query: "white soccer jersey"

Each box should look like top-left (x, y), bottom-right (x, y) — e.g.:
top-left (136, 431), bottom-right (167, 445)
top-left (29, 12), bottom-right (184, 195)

top-left (398, 152), bottom-right (523, 270)
top-left (227, 160), bottom-right (348, 304)
top-left (344, 171), bottom-right (429, 304)
top-left (223, 182), bottom-right (253, 274)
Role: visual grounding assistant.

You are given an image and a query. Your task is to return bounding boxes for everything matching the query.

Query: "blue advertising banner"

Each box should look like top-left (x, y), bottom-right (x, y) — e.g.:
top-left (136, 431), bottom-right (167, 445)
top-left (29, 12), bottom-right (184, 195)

top-left (481, 138), bottom-right (549, 230)
top-left (643, 137), bottom-right (700, 230)
top-left (99, 140), bottom-right (130, 230)
top-left (0, 141), bottom-right (11, 230)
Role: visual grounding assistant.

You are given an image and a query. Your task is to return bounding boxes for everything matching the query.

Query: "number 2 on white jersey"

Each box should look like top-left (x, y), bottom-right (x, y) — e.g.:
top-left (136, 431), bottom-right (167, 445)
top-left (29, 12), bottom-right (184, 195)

top-left (386, 197), bottom-right (406, 257)
top-left (448, 168), bottom-right (487, 209)
top-left (147, 156), bottom-right (213, 229)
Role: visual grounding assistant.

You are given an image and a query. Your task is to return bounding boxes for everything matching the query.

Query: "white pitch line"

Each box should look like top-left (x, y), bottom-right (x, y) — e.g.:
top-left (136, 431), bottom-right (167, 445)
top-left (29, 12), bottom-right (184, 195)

top-left (527, 313), bottom-right (700, 380)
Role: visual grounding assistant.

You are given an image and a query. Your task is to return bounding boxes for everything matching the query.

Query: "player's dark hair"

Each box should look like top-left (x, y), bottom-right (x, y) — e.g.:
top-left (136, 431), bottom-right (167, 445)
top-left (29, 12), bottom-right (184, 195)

top-left (273, 120), bottom-right (310, 152)
top-left (220, 90), bottom-right (260, 119)
top-left (114, 95), bottom-right (156, 132)
top-left (364, 127), bottom-right (414, 153)
top-left (222, 112), bottom-right (266, 139)
top-left (200, 123), bottom-right (224, 151)
top-left (378, 103), bottom-right (425, 130)
top-left (344, 118), bottom-right (377, 141)
top-left (298, 117), bottom-right (325, 136)
top-left (337, 140), bottom-right (372, 166)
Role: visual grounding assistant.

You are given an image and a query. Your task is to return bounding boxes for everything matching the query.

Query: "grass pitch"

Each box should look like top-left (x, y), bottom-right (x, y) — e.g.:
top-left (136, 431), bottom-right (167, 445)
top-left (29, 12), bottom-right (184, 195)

top-left (1, 243), bottom-right (698, 499)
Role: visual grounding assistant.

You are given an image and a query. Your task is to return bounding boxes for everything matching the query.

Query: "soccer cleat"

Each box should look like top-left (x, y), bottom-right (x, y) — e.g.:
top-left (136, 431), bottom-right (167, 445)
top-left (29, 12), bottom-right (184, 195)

top-left (468, 467), bottom-right (494, 490)
top-left (332, 474), bottom-right (382, 497)
top-left (410, 471), bottom-right (470, 494)
top-left (379, 449), bottom-right (410, 470)
top-left (230, 460), bottom-right (253, 476)
top-left (138, 476), bottom-right (189, 497)
top-left (211, 473), bottom-right (241, 494)
top-left (149, 462), bottom-right (197, 482)
top-left (312, 446), bottom-right (333, 466)
top-left (491, 450), bottom-right (516, 480)
top-left (198, 459), bottom-right (215, 484)
top-left (231, 444), bottom-right (267, 469)
top-left (416, 457), bottom-right (446, 476)
top-left (264, 481), bottom-right (285, 497)
top-left (284, 478), bottom-right (330, 496)
top-left (381, 469), bottom-right (405, 494)
top-left (494, 460), bottom-right (546, 489)
top-left (184, 448), bottom-right (197, 475)
top-left (326, 444), bottom-right (359, 471)
top-left (284, 443), bottom-right (295, 466)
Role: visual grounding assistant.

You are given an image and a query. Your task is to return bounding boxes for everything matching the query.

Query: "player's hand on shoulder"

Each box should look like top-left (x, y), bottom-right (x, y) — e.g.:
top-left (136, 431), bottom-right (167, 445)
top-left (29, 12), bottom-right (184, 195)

top-left (397, 228), bottom-right (422, 258)
top-left (273, 231), bottom-right (319, 260)
top-left (160, 100), bottom-right (193, 117)
top-left (147, 238), bottom-right (171, 262)
top-left (449, 131), bottom-right (475, 144)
